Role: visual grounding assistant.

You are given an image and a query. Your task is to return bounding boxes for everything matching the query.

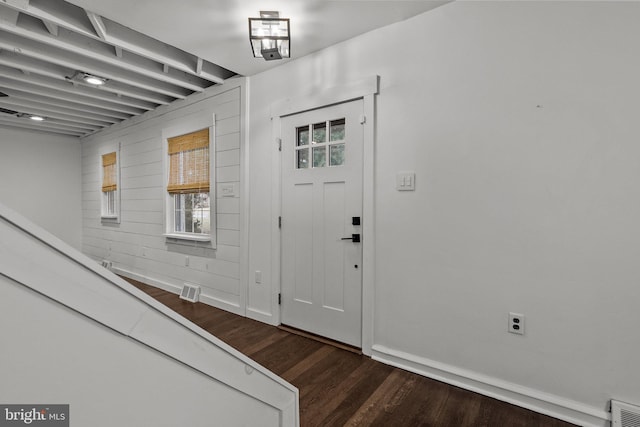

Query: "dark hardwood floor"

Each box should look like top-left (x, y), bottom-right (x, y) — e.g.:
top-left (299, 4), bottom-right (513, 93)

top-left (125, 278), bottom-right (576, 427)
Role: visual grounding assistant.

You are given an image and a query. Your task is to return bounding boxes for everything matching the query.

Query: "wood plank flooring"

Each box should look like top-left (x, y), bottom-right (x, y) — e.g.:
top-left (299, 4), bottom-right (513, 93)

top-left (125, 278), bottom-right (577, 427)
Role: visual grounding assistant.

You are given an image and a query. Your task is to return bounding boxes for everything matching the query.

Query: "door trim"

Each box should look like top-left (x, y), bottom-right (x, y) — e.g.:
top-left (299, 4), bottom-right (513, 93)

top-left (270, 75), bottom-right (378, 356)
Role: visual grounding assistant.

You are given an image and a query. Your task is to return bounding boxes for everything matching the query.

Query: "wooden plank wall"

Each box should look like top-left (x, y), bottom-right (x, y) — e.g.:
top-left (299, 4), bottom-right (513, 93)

top-left (80, 82), bottom-right (245, 314)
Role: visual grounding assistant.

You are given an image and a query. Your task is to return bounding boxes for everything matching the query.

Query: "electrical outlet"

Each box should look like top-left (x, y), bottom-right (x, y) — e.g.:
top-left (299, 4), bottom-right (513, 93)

top-left (508, 312), bottom-right (525, 335)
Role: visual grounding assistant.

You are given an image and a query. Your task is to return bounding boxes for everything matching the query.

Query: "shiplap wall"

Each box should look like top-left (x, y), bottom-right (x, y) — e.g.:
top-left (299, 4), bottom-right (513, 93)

top-left (80, 81), bottom-right (245, 314)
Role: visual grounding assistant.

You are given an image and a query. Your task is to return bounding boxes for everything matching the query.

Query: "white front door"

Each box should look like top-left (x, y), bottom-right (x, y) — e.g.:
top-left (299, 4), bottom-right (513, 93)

top-left (281, 99), bottom-right (364, 347)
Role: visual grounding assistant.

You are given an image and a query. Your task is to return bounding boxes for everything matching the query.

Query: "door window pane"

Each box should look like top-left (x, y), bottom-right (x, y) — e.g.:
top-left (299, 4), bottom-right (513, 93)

top-left (313, 146), bottom-right (326, 168)
top-left (330, 119), bottom-right (345, 141)
top-left (330, 144), bottom-right (345, 166)
top-left (296, 118), bottom-right (346, 169)
top-left (297, 126), bottom-right (309, 146)
top-left (297, 149), bottom-right (309, 169)
top-left (313, 122), bottom-right (327, 144)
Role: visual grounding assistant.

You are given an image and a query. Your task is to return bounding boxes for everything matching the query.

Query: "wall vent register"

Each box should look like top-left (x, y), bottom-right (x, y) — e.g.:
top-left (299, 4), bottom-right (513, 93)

top-left (179, 283), bottom-right (201, 303)
top-left (612, 400), bottom-right (640, 427)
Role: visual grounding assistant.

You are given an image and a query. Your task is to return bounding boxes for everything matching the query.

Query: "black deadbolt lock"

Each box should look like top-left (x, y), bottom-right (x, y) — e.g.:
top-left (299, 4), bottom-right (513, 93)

top-left (352, 216), bottom-right (361, 226)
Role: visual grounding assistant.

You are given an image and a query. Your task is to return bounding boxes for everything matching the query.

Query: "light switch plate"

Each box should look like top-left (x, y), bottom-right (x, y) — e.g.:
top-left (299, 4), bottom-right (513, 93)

top-left (396, 172), bottom-right (416, 191)
top-left (221, 184), bottom-right (236, 197)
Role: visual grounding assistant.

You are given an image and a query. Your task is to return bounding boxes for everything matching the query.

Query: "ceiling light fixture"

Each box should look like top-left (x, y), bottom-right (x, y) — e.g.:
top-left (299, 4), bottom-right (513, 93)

top-left (66, 71), bottom-right (108, 86)
top-left (82, 74), bottom-right (108, 86)
top-left (249, 11), bottom-right (290, 61)
top-left (15, 112), bottom-right (46, 121)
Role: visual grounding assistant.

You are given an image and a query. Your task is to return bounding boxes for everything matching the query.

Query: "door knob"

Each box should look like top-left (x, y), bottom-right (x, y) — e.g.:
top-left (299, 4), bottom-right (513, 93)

top-left (341, 234), bottom-right (361, 243)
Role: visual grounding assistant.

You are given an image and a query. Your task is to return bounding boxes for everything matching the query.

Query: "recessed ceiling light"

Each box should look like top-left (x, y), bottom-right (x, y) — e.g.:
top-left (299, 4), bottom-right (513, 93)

top-left (82, 74), bottom-right (107, 86)
top-left (29, 115), bottom-right (45, 121)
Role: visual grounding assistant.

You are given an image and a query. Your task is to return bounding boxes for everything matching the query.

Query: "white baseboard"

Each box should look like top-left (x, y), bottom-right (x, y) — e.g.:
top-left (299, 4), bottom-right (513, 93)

top-left (246, 307), bottom-right (277, 326)
top-left (371, 345), bottom-right (609, 427)
top-left (199, 293), bottom-right (243, 317)
top-left (114, 267), bottom-right (243, 316)
top-left (114, 267), bottom-right (181, 295)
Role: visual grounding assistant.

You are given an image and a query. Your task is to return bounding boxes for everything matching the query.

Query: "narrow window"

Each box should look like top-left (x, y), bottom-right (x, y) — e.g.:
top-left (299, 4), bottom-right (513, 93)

top-left (101, 151), bottom-right (118, 219)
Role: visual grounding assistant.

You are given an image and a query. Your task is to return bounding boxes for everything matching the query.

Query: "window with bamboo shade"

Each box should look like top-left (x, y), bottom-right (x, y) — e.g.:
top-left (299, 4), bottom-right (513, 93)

top-left (101, 151), bottom-right (118, 218)
top-left (167, 128), bottom-right (210, 194)
top-left (166, 128), bottom-right (212, 237)
top-left (102, 152), bottom-right (117, 192)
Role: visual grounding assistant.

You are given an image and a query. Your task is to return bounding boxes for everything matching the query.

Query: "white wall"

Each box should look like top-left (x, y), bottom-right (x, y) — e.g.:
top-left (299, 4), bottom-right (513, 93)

top-left (80, 79), bottom-right (246, 314)
top-left (0, 127), bottom-right (81, 249)
top-left (247, 2), bottom-right (640, 425)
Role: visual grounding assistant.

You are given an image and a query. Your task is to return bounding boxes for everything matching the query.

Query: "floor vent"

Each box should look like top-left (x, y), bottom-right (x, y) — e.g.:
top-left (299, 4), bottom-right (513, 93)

top-left (100, 260), bottom-right (112, 270)
top-left (613, 400), bottom-right (640, 427)
top-left (179, 283), bottom-right (201, 303)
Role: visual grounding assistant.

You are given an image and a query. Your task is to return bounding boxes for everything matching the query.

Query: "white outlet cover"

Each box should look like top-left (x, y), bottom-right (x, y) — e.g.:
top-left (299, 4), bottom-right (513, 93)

top-left (508, 312), bottom-right (525, 335)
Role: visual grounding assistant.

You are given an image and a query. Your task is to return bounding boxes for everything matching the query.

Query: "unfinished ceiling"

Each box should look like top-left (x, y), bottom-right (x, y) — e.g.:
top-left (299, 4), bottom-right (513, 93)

top-left (0, 0), bottom-right (449, 138)
top-left (0, 0), bottom-right (236, 137)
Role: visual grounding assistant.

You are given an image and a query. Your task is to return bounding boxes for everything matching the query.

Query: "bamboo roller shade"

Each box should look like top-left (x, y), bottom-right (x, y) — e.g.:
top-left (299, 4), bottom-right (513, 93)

top-left (167, 128), bottom-right (210, 194)
top-left (101, 152), bottom-right (117, 192)
top-left (168, 128), bottom-right (209, 154)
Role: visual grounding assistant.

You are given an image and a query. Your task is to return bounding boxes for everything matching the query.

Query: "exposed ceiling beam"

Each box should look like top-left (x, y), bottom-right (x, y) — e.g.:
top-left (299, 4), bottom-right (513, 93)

top-left (0, 64), bottom-right (157, 111)
top-left (0, 29), bottom-right (192, 99)
top-left (0, 87), bottom-right (133, 120)
top-left (3, 0), bottom-right (98, 39)
top-left (0, 116), bottom-right (86, 137)
top-left (0, 99), bottom-right (113, 127)
top-left (0, 0), bottom-right (237, 137)
top-left (0, 77), bottom-right (147, 115)
top-left (5, 96), bottom-right (121, 124)
top-left (0, 5), bottom-right (20, 26)
top-left (103, 19), bottom-right (228, 83)
top-left (41, 118), bottom-right (99, 132)
top-left (85, 10), bottom-right (105, 39)
top-left (42, 20), bottom-right (58, 36)
top-left (0, 18), bottom-right (207, 95)
top-left (0, 1), bottom-right (230, 84)
top-left (0, 51), bottom-right (174, 105)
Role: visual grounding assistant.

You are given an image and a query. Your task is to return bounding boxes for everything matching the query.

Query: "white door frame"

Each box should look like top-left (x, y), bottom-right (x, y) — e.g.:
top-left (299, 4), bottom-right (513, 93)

top-left (270, 76), bottom-right (378, 355)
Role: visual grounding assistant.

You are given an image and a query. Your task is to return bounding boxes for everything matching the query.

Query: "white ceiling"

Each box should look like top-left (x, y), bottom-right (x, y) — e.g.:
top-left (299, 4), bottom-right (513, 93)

top-left (0, 0), bottom-right (449, 137)
top-left (66, 0), bottom-right (450, 76)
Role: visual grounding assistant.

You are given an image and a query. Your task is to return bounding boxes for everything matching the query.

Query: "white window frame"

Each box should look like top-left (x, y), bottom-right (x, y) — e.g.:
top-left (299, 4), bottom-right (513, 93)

top-left (100, 144), bottom-right (120, 223)
top-left (162, 114), bottom-right (216, 246)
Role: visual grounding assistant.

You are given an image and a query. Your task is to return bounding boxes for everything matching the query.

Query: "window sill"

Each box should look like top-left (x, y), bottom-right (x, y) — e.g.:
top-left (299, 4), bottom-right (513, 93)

top-left (101, 216), bottom-right (120, 224)
top-left (163, 233), bottom-right (211, 242)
